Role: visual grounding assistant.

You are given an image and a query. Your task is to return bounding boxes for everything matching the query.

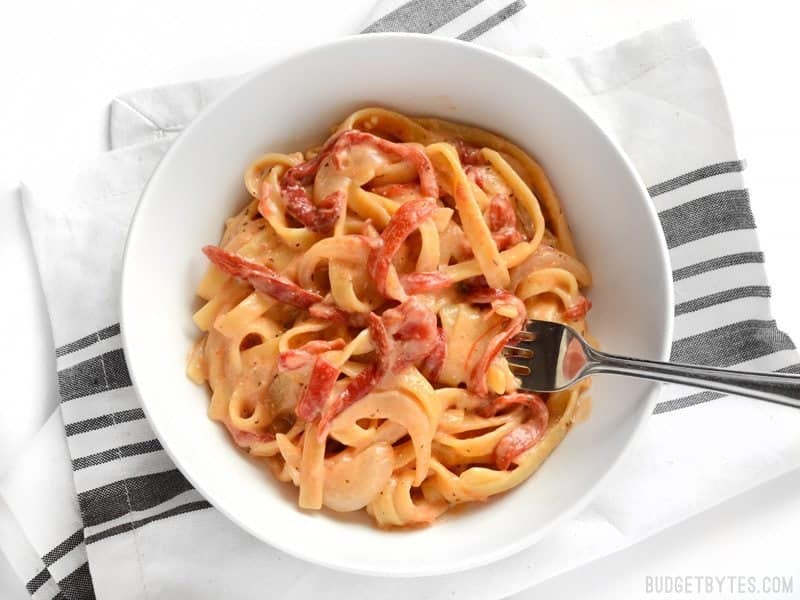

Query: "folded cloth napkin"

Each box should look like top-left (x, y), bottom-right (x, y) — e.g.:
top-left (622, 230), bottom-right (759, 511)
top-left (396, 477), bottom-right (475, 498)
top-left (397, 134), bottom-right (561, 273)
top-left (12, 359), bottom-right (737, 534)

top-left (3, 3), bottom-right (800, 598)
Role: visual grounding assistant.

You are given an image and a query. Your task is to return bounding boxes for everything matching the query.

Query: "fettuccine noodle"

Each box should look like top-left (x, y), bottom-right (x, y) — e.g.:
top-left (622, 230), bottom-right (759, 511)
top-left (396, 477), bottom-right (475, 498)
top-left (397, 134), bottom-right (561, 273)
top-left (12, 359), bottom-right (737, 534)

top-left (187, 108), bottom-right (593, 527)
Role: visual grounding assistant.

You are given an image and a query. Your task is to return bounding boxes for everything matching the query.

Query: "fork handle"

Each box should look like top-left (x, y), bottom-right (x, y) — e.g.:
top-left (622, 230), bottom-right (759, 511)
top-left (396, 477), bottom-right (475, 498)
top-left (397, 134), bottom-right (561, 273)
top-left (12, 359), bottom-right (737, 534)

top-left (586, 348), bottom-right (800, 409)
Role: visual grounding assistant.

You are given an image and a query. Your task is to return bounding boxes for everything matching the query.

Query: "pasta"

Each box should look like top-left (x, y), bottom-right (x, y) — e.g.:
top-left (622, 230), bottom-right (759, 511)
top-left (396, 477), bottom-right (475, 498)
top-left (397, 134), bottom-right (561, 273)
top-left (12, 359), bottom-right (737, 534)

top-left (187, 108), bottom-right (593, 527)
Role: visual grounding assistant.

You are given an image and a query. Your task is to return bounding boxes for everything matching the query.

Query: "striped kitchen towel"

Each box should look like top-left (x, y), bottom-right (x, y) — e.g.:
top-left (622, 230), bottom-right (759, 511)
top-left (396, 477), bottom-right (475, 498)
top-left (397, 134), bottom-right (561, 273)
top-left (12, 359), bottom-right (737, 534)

top-left (4, 6), bottom-right (800, 600)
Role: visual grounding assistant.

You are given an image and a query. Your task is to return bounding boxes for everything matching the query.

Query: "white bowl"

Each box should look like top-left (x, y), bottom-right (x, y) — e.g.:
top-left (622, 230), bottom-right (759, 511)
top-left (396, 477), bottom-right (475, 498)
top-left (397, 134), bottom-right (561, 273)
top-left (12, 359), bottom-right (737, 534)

top-left (121, 33), bottom-right (673, 577)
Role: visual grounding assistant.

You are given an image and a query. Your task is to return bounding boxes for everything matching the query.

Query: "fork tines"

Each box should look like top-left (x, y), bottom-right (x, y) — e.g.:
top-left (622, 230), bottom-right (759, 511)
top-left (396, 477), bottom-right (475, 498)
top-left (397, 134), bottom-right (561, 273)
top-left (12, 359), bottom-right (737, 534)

top-left (512, 330), bottom-right (536, 343)
top-left (502, 346), bottom-right (534, 359)
top-left (508, 362), bottom-right (531, 376)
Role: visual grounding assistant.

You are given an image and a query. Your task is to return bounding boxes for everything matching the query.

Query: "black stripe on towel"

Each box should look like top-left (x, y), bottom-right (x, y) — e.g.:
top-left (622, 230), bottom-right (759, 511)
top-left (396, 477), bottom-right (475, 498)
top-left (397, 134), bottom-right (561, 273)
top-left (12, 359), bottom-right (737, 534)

top-left (671, 320), bottom-right (795, 368)
top-left (672, 252), bottom-right (764, 281)
top-left (658, 189), bottom-right (755, 249)
top-left (25, 530), bottom-right (87, 597)
top-left (26, 560), bottom-right (96, 600)
top-left (655, 390), bottom-right (724, 413)
top-left (57, 349), bottom-right (132, 403)
top-left (58, 562), bottom-right (95, 600)
top-left (72, 439), bottom-right (163, 471)
top-left (674, 285), bottom-right (771, 316)
top-left (647, 160), bottom-right (745, 197)
top-left (77, 469), bottom-right (194, 528)
top-left (362, 0), bottom-right (484, 33)
top-left (42, 530), bottom-right (85, 566)
top-left (55, 324), bottom-right (120, 358)
top-left (457, 0), bottom-right (526, 41)
top-left (65, 408), bottom-right (146, 437)
top-left (26, 567), bottom-right (52, 595)
top-left (85, 500), bottom-right (212, 545)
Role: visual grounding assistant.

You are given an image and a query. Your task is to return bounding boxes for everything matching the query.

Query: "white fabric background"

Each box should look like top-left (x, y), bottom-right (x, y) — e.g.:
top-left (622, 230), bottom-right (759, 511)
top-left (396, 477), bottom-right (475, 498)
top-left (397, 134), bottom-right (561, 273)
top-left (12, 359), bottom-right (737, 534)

top-left (2, 1), bottom-right (800, 598)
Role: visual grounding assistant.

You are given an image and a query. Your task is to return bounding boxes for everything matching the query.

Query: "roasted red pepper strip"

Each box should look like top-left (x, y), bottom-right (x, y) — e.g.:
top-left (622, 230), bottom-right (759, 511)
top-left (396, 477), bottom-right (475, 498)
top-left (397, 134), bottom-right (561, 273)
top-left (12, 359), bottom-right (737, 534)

top-left (420, 327), bottom-right (447, 382)
top-left (278, 350), bottom-right (312, 372)
top-left (278, 339), bottom-right (346, 372)
top-left (563, 296), bottom-right (592, 320)
top-left (202, 245), bottom-right (321, 309)
top-left (308, 302), bottom-right (370, 329)
top-left (317, 313), bottom-right (391, 436)
top-left (495, 422), bottom-right (543, 470)
top-left (331, 130), bottom-right (438, 198)
top-left (466, 288), bottom-right (527, 397)
top-left (308, 302), bottom-right (343, 321)
top-left (454, 139), bottom-right (484, 165)
top-left (382, 297), bottom-right (439, 371)
top-left (493, 393), bottom-right (549, 470)
top-left (478, 391), bottom-right (547, 418)
top-left (400, 271), bottom-right (454, 295)
top-left (296, 358), bottom-right (339, 422)
top-left (369, 183), bottom-right (421, 199)
top-left (279, 133), bottom-right (345, 233)
top-left (367, 198), bottom-right (437, 298)
top-left (486, 194), bottom-right (516, 230)
top-left (224, 422), bottom-right (275, 449)
top-left (279, 129), bottom-right (437, 233)
top-left (486, 194), bottom-right (524, 251)
top-left (284, 187), bottom-right (345, 233)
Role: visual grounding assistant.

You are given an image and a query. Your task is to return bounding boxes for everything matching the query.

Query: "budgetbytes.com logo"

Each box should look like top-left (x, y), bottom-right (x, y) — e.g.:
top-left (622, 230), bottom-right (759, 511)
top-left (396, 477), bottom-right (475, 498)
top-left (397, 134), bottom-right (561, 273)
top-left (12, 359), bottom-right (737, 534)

top-left (645, 575), bottom-right (794, 597)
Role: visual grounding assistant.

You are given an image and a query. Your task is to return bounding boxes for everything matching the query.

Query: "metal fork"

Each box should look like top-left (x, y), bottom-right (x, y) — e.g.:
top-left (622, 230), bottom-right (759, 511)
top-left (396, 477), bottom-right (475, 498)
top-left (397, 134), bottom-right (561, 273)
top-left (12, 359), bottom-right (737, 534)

top-left (503, 320), bottom-right (800, 408)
